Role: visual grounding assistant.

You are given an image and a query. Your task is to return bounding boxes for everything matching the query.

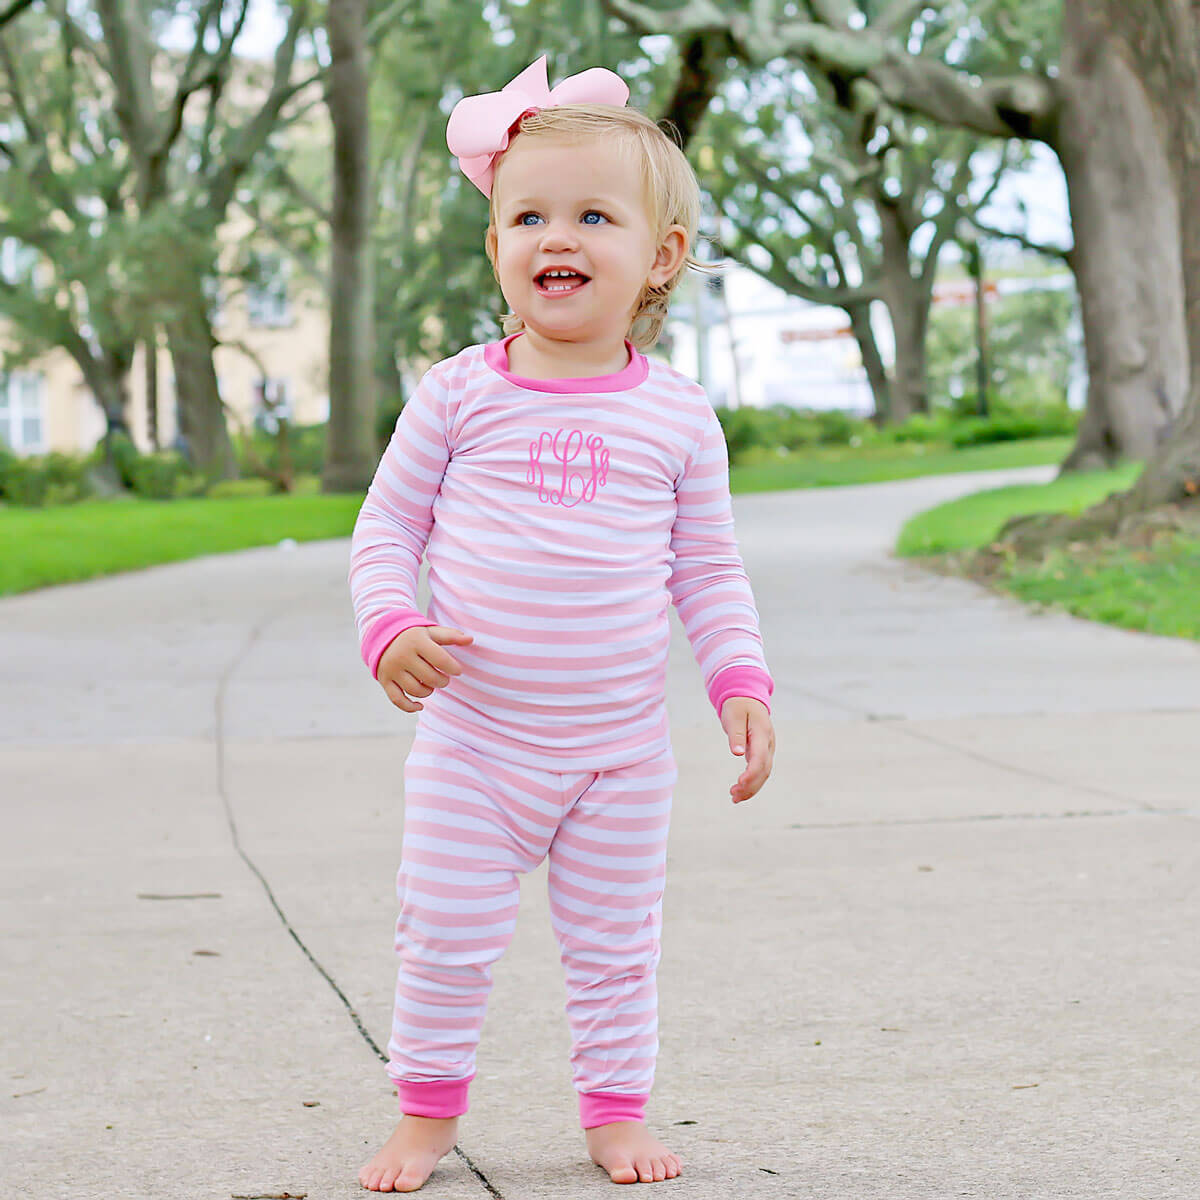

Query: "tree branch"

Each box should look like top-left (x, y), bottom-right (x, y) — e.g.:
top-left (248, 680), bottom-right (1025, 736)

top-left (967, 216), bottom-right (1073, 263)
top-left (270, 162), bottom-right (333, 225)
top-left (364, 0), bottom-right (422, 46)
top-left (0, 0), bottom-right (36, 29)
top-left (0, 31), bottom-right (82, 221)
top-left (159, 0), bottom-right (251, 164)
top-left (605, 0), bottom-right (1060, 144)
top-left (725, 212), bottom-right (877, 307)
top-left (210, 0), bottom-right (313, 212)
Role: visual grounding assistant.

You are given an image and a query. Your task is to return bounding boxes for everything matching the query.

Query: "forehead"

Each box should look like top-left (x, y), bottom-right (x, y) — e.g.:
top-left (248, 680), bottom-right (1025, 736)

top-left (494, 134), bottom-right (648, 211)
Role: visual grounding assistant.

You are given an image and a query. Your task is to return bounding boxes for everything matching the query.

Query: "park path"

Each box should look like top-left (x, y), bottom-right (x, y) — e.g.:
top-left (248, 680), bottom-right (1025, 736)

top-left (3, 465), bottom-right (1199, 1199)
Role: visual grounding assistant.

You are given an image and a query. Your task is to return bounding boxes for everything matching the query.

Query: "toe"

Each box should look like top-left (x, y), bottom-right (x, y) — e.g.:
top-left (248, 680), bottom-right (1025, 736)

top-left (635, 1156), bottom-right (654, 1182)
top-left (651, 1158), bottom-right (667, 1182)
top-left (608, 1160), bottom-right (638, 1184)
top-left (378, 1167), bottom-right (400, 1192)
top-left (395, 1163), bottom-right (430, 1193)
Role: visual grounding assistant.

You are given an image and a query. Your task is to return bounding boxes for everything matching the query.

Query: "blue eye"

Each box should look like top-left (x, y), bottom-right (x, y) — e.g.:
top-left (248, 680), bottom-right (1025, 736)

top-left (518, 213), bottom-right (542, 226)
top-left (583, 211), bottom-right (608, 224)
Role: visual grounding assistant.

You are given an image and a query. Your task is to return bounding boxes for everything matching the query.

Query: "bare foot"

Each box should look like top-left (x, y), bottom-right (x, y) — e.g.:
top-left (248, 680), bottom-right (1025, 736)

top-left (359, 1114), bottom-right (459, 1193)
top-left (586, 1121), bottom-right (683, 1184)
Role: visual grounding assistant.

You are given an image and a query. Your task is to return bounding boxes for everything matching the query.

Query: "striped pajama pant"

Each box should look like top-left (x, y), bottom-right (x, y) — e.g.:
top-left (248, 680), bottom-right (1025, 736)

top-left (387, 732), bottom-right (678, 1130)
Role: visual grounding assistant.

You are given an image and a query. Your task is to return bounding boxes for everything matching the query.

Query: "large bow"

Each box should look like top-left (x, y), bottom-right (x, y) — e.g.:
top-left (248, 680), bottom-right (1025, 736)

top-left (446, 55), bottom-right (629, 199)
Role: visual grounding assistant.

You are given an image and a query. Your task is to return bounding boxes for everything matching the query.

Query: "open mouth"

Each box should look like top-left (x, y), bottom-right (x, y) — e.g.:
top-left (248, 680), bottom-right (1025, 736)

top-left (535, 270), bottom-right (590, 296)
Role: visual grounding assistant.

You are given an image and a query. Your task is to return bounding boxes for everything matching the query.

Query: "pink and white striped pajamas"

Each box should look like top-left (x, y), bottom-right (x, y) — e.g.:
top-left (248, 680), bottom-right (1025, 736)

top-left (349, 333), bottom-right (773, 1128)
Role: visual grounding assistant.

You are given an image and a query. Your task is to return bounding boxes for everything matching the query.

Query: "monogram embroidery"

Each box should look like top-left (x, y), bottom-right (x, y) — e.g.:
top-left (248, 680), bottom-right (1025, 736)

top-left (527, 428), bottom-right (610, 506)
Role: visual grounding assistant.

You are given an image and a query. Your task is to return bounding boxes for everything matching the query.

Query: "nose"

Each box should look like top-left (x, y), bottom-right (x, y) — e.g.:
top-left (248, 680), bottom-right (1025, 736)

top-left (537, 218), bottom-right (580, 251)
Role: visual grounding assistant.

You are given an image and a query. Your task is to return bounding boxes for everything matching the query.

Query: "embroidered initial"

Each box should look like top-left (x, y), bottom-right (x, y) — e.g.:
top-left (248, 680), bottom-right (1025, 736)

top-left (527, 428), bottom-right (610, 506)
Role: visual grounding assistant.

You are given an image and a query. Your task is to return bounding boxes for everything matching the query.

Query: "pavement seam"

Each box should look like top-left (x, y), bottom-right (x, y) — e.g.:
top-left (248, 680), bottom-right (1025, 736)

top-left (214, 613), bottom-right (505, 1200)
top-left (875, 721), bottom-right (1169, 814)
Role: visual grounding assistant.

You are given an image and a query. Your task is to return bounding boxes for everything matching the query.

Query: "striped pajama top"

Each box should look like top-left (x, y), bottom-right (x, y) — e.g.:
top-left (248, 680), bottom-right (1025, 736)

top-left (349, 332), bottom-right (774, 772)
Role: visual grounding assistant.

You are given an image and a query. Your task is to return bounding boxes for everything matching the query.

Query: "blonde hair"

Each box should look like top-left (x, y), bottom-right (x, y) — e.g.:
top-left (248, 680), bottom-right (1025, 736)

top-left (484, 104), bottom-right (706, 350)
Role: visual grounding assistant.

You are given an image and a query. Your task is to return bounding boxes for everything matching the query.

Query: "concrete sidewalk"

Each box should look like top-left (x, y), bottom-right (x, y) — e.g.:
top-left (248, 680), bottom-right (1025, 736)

top-left (3, 466), bottom-right (1199, 1199)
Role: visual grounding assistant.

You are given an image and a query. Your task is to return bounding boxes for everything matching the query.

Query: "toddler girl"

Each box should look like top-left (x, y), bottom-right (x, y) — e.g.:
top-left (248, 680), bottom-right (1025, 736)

top-left (350, 55), bottom-right (776, 1192)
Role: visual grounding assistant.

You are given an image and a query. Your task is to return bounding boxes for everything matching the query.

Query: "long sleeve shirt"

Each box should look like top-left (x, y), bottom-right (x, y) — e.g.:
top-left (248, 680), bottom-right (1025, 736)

top-left (349, 333), bottom-right (773, 772)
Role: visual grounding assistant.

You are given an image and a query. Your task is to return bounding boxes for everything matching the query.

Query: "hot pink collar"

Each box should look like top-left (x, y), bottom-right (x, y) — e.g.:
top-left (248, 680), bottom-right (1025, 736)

top-left (484, 333), bottom-right (648, 393)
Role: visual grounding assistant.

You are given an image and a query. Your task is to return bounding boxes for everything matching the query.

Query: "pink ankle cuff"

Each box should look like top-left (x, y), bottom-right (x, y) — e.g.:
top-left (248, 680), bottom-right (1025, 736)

top-left (579, 1091), bottom-right (648, 1129)
top-left (395, 1075), bottom-right (473, 1118)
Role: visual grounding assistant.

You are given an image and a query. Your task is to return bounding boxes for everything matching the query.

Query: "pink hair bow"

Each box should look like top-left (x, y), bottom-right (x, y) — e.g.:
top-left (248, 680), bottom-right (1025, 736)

top-left (446, 55), bottom-right (629, 199)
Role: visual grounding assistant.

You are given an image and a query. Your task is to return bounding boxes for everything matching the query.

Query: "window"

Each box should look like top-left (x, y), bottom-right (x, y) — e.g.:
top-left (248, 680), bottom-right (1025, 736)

top-left (202, 275), bottom-right (224, 326)
top-left (253, 376), bottom-right (292, 433)
top-left (0, 371), bottom-right (46, 453)
top-left (0, 237), bottom-right (38, 287)
top-left (246, 251), bottom-right (292, 327)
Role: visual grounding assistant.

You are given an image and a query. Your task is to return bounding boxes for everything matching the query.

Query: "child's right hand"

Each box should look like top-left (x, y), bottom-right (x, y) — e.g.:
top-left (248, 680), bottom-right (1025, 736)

top-left (377, 625), bottom-right (474, 712)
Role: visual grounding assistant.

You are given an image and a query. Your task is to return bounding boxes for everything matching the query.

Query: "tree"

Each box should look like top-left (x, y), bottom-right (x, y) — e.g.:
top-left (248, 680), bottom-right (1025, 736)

top-left (0, 6), bottom-right (155, 461)
top-left (1006, 0), bottom-right (1200, 543)
top-left (698, 62), bottom-right (1023, 422)
top-left (322, 0), bottom-right (376, 492)
top-left (93, 0), bottom-right (319, 478)
top-left (604, 0), bottom-right (1186, 472)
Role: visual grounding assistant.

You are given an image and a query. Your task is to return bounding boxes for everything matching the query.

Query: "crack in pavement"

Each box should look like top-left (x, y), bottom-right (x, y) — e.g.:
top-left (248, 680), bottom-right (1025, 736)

top-left (214, 611), bottom-right (505, 1199)
top-left (878, 721), bottom-right (1172, 815)
top-left (779, 681), bottom-right (1179, 817)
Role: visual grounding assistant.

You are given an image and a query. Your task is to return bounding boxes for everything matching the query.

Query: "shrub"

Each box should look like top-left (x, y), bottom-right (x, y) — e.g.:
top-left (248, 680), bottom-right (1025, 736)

top-left (235, 423), bottom-right (326, 482)
top-left (885, 412), bottom-right (956, 444)
top-left (813, 409), bottom-right (862, 445)
top-left (208, 478), bottom-right (275, 499)
top-left (714, 406), bottom-right (767, 462)
top-left (949, 407), bottom-right (1079, 447)
top-left (0, 448), bottom-right (95, 506)
top-left (122, 450), bottom-right (206, 500)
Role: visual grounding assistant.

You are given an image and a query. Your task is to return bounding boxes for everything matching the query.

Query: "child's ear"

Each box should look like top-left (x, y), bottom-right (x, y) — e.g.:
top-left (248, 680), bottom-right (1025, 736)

top-left (648, 225), bottom-right (689, 287)
top-left (485, 225), bottom-right (498, 265)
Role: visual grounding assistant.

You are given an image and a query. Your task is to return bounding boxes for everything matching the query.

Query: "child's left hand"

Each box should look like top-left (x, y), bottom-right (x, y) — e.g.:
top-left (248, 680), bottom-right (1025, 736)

top-left (719, 697), bottom-right (775, 804)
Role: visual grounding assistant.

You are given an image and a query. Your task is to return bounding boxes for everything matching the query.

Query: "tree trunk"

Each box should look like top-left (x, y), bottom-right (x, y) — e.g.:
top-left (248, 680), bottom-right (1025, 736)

top-left (605, 1), bottom-right (1195, 472)
top-left (1005, 0), bottom-right (1200, 546)
top-left (144, 329), bottom-right (159, 450)
top-left (875, 194), bottom-right (933, 421)
top-left (1053, 0), bottom-right (1189, 470)
top-left (1121, 0), bottom-right (1200, 507)
top-left (322, 0), bottom-right (377, 494)
top-left (163, 288), bottom-right (235, 479)
top-left (884, 293), bottom-right (931, 422)
top-left (846, 299), bottom-right (891, 422)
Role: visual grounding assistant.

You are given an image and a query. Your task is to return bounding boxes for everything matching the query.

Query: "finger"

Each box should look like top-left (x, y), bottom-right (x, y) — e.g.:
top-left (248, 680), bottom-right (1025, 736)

top-left (397, 671), bottom-right (435, 698)
top-left (382, 680), bottom-right (422, 712)
top-left (407, 660), bottom-right (449, 691)
top-left (427, 625), bottom-right (474, 645)
top-left (728, 711), bottom-right (749, 755)
top-left (420, 648), bottom-right (464, 678)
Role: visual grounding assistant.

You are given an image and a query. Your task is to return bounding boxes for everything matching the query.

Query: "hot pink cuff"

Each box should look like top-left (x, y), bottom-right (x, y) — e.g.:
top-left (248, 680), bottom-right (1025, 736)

top-left (579, 1091), bottom-right (648, 1129)
top-left (709, 665), bottom-right (774, 716)
top-left (362, 609), bottom-right (438, 678)
top-left (395, 1075), bottom-right (473, 1118)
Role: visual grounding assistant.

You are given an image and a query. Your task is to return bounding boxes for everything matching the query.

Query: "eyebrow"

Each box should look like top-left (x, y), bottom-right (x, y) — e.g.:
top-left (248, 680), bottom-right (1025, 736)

top-left (503, 196), bottom-right (627, 210)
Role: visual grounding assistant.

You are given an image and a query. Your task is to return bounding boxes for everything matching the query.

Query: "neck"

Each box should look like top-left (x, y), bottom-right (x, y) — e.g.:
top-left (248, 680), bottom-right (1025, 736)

top-left (506, 330), bottom-right (631, 379)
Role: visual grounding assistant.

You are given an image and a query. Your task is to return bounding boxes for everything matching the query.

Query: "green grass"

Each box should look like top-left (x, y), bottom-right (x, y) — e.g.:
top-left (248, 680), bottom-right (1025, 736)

top-left (0, 492), bottom-right (364, 595)
top-left (896, 463), bottom-right (1200, 641)
top-left (895, 463), bottom-right (1141, 555)
top-left (0, 435), bottom-right (1074, 597)
top-left (1000, 538), bottom-right (1200, 640)
top-left (730, 436), bottom-right (1072, 493)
